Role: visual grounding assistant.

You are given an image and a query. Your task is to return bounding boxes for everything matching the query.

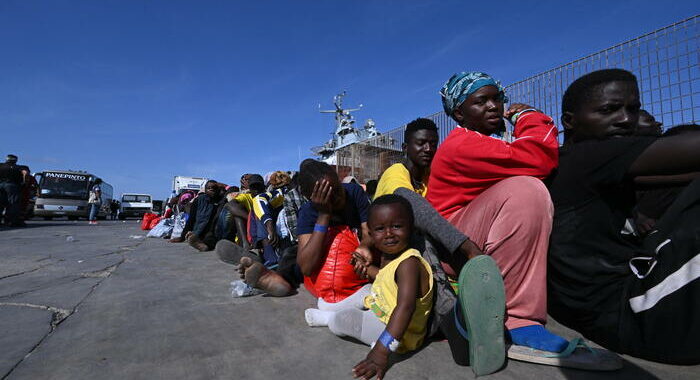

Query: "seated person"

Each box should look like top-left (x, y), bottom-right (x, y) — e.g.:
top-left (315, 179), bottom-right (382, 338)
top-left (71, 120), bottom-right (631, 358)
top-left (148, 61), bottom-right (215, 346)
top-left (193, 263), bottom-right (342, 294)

top-left (275, 171), bottom-right (307, 288)
top-left (216, 174), bottom-right (266, 252)
top-left (368, 118), bottom-right (497, 366)
top-left (212, 186), bottom-right (242, 243)
top-left (426, 71), bottom-right (567, 374)
top-left (186, 180), bottom-right (225, 252)
top-left (304, 195), bottom-right (434, 380)
top-left (170, 190), bottom-right (196, 243)
top-left (294, 160), bottom-right (371, 307)
top-left (218, 171), bottom-right (309, 297)
top-left (218, 161), bottom-right (370, 300)
top-left (548, 68), bottom-right (700, 364)
top-left (251, 171), bottom-right (291, 266)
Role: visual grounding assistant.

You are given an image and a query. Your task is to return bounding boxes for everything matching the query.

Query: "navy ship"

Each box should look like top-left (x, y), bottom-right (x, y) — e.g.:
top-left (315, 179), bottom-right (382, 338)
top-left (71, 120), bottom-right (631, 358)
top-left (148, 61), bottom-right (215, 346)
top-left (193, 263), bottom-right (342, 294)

top-left (311, 91), bottom-right (381, 164)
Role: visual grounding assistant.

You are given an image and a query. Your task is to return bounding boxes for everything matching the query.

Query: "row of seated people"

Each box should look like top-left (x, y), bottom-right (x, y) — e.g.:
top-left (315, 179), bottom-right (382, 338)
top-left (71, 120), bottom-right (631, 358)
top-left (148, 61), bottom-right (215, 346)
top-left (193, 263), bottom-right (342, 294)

top-left (174, 68), bottom-right (700, 378)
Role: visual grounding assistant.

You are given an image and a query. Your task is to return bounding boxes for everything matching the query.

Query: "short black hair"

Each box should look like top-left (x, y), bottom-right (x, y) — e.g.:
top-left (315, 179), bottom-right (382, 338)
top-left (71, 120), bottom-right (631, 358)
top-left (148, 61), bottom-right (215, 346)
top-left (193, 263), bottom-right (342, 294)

top-left (663, 123), bottom-right (698, 137)
top-left (298, 160), bottom-right (338, 199)
top-left (226, 186), bottom-right (240, 194)
top-left (562, 69), bottom-right (638, 114)
top-left (369, 194), bottom-right (414, 228)
top-left (404, 118), bottom-right (438, 143)
top-left (365, 179), bottom-right (379, 198)
top-left (205, 180), bottom-right (218, 186)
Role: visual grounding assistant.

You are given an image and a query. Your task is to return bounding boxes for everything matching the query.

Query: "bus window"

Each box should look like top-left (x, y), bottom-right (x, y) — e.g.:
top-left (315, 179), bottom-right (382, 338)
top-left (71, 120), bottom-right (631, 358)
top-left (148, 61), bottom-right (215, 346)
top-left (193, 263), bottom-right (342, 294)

top-left (39, 173), bottom-right (90, 199)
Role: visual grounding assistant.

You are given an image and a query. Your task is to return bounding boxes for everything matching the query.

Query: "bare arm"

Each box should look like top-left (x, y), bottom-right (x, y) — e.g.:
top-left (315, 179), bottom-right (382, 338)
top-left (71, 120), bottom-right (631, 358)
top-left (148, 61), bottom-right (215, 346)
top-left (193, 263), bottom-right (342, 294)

top-left (225, 200), bottom-right (249, 219)
top-left (296, 213), bottom-right (331, 276)
top-left (296, 179), bottom-right (334, 276)
top-left (629, 132), bottom-right (700, 179)
top-left (353, 257), bottom-right (421, 380)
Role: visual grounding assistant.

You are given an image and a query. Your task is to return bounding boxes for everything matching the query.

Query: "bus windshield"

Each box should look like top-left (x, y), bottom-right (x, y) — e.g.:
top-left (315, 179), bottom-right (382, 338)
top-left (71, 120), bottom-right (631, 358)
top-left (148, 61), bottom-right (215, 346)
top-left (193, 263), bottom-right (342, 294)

top-left (39, 172), bottom-right (90, 200)
top-left (122, 195), bottom-right (151, 203)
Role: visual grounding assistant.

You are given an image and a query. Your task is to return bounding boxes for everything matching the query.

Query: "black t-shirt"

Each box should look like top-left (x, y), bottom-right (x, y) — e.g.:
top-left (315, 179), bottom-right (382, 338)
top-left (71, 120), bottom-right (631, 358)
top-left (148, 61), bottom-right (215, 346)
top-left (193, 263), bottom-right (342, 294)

top-left (296, 183), bottom-right (369, 236)
top-left (547, 137), bottom-right (655, 320)
top-left (0, 163), bottom-right (22, 184)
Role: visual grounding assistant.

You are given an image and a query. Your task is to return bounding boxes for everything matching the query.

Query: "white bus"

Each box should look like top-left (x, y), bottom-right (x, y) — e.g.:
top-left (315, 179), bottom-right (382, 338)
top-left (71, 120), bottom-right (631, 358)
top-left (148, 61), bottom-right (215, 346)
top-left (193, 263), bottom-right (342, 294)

top-left (34, 170), bottom-right (113, 220)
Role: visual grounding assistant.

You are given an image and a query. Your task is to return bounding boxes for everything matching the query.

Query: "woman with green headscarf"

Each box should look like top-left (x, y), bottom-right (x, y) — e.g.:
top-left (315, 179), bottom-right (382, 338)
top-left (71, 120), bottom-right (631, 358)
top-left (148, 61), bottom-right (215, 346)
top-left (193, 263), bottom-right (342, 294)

top-left (426, 71), bottom-right (567, 374)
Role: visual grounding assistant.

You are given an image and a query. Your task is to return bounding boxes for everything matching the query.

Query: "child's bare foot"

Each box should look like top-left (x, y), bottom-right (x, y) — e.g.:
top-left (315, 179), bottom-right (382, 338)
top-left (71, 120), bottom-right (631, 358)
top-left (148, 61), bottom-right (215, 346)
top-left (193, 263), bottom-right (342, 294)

top-left (244, 261), bottom-right (292, 297)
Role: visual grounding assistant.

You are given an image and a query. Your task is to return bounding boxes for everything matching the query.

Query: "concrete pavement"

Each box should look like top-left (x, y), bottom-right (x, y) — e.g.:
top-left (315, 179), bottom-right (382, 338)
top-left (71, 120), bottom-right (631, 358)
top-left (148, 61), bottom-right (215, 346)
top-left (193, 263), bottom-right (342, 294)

top-left (1, 220), bottom-right (698, 379)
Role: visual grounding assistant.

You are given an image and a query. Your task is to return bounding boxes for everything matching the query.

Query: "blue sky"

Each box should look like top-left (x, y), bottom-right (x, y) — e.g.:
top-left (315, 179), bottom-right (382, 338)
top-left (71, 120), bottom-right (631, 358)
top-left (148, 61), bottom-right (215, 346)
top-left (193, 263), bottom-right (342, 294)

top-left (1, 0), bottom-right (697, 198)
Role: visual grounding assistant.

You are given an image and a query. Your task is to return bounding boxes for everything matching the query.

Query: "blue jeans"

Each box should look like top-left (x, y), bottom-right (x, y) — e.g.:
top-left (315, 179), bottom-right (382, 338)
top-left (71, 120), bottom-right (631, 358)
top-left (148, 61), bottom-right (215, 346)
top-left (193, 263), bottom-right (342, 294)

top-left (89, 203), bottom-right (101, 221)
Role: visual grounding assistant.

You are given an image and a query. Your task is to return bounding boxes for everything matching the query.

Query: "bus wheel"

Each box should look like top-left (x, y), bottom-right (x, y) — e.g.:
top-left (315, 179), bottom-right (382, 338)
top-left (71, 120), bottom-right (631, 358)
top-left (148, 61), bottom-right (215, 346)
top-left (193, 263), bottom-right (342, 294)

top-left (43, 217), bottom-right (53, 221)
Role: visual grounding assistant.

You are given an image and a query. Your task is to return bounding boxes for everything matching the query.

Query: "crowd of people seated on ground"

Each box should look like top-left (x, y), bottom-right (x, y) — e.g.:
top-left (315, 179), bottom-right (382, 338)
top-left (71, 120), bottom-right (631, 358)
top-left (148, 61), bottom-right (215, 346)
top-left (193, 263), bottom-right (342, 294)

top-left (157, 69), bottom-right (699, 378)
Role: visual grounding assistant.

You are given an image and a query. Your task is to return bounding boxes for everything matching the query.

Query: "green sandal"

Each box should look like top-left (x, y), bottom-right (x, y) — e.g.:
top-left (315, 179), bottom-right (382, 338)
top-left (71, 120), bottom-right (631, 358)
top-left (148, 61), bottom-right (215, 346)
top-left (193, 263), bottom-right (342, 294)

top-left (457, 255), bottom-right (506, 376)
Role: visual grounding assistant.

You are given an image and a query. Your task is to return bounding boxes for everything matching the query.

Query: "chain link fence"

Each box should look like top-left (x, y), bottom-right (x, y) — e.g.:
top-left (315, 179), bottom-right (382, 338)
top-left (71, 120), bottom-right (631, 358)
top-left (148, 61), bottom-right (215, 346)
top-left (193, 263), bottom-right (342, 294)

top-left (334, 15), bottom-right (700, 182)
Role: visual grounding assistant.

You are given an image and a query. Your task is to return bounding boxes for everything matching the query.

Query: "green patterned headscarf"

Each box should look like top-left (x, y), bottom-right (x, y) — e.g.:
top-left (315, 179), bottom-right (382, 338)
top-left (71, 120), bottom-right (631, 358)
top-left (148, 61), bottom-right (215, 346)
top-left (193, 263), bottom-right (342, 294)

top-left (440, 71), bottom-right (508, 116)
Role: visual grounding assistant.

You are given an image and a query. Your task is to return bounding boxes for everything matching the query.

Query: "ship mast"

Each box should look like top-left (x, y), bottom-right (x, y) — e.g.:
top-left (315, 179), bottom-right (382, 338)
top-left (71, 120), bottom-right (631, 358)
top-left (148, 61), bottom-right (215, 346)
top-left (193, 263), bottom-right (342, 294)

top-left (318, 91), bottom-right (363, 137)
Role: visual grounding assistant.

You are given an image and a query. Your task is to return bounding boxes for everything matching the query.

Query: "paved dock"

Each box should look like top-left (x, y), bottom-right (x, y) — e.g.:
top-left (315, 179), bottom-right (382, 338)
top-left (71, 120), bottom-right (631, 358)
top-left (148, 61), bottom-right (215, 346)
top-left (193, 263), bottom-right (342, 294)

top-left (1, 221), bottom-right (698, 379)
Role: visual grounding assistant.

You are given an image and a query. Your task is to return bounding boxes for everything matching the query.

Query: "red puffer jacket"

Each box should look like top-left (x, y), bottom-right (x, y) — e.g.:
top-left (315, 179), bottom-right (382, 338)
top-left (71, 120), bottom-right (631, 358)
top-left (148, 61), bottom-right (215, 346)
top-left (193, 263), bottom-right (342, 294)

top-left (303, 225), bottom-right (368, 303)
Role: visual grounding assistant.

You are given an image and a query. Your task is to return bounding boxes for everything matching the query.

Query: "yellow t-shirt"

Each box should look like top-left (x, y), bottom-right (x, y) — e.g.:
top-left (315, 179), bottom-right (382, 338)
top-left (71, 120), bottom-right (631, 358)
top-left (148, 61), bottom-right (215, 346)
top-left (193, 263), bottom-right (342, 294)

top-left (363, 248), bottom-right (434, 353)
top-left (234, 193), bottom-right (254, 212)
top-left (373, 163), bottom-right (427, 200)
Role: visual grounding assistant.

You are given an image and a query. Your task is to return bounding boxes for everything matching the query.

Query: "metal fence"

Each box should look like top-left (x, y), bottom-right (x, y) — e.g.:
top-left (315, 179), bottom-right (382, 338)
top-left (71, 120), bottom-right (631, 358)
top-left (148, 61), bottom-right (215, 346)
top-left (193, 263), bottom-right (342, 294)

top-left (505, 15), bottom-right (699, 139)
top-left (335, 15), bottom-right (700, 182)
top-left (335, 127), bottom-right (405, 183)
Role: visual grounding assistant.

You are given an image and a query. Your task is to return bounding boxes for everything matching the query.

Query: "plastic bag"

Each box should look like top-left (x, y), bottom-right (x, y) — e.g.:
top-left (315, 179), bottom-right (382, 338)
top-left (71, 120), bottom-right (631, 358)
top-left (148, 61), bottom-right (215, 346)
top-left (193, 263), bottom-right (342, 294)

top-left (171, 212), bottom-right (188, 239)
top-left (141, 213), bottom-right (158, 230)
top-left (230, 280), bottom-right (263, 297)
top-left (147, 218), bottom-right (174, 238)
top-left (148, 216), bottom-right (162, 230)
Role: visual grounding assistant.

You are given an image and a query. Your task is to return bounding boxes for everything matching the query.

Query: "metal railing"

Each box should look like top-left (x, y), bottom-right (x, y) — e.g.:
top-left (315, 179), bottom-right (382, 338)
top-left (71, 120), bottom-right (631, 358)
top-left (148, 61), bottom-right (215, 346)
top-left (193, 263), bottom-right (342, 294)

top-left (506, 15), bottom-right (699, 138)
top-left (333, 15), bottom-right (699, 182)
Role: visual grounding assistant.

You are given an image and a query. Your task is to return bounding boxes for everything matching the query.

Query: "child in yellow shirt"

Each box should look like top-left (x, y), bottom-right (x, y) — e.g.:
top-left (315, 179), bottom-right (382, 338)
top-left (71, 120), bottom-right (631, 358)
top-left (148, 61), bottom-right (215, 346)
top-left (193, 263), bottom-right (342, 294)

top-left (304, 194), bottom-right (433, 379)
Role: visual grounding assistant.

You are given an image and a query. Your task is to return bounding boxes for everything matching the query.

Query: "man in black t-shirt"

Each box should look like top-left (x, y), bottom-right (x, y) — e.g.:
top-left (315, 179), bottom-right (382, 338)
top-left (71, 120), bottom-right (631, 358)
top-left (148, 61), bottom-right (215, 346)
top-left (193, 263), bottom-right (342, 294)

top-left (0, 154), bottom-right (24, 226)
top-left (548, 69), bottom-right (700, 364)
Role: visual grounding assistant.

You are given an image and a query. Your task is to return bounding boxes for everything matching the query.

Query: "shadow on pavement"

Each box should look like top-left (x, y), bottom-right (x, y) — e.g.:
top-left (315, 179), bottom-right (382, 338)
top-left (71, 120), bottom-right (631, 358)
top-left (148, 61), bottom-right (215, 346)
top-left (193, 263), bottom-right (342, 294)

top-left (558, 358), bottom-right (659, 379)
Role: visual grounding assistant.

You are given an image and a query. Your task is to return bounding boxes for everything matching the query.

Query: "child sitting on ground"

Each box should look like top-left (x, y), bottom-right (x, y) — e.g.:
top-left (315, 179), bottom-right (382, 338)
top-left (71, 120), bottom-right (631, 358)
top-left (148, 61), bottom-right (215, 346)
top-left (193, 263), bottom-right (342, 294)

top-left (305, 194), bottom-right (434, 380)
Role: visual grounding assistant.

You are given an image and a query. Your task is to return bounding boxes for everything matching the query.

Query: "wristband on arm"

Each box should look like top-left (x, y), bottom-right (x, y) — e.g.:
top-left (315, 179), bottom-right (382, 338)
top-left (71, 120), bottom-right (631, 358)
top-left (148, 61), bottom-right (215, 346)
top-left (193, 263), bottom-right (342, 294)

top-left (377, 330), bottom-right (400, 352)
top-left (313, 224), bottom-right (328, 233)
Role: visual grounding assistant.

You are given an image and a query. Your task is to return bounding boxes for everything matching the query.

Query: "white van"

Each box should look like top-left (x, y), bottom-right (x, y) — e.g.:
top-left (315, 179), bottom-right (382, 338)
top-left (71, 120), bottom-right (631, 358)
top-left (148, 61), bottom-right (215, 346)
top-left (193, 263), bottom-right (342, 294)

top-left (119, 193), bottom-right (153, 219)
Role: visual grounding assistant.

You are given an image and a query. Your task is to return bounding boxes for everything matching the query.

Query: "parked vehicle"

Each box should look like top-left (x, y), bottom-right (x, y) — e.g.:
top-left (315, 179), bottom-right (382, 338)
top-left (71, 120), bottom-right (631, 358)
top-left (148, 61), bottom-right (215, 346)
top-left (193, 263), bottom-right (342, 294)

top-left (152, 200), bottom-right (164, 215)
top-left (34, 171), bottom-right (113, 220)
top-left (118, 193), bottom-right (153, 219)
top-left (173, 176), bottom-right (208, 194)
